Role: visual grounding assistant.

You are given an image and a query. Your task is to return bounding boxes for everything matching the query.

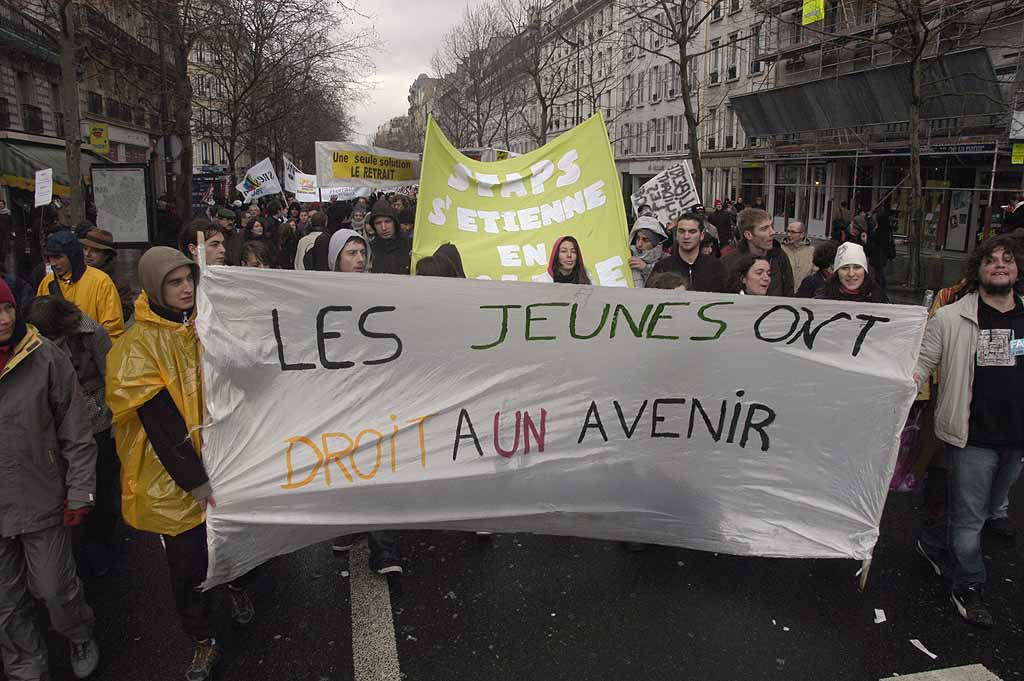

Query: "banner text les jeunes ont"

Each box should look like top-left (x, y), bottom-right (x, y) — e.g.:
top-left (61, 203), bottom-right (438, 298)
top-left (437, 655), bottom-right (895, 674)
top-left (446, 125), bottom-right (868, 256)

top-left (196, 266), bottom-right (927, 587)
top-left (412, 114), bottom-right (632, 285)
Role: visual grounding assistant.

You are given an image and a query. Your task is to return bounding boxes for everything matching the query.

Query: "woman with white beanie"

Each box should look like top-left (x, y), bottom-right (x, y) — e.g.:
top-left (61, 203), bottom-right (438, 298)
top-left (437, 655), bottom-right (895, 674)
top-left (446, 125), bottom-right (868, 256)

top-left (814, 242), bottom-right (889, 303)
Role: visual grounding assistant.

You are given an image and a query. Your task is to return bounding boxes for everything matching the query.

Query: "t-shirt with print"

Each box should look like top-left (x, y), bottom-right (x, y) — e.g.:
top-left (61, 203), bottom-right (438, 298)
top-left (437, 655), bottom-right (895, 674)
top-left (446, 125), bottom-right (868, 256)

top-left (968, 296), bottom-right (1024, 447)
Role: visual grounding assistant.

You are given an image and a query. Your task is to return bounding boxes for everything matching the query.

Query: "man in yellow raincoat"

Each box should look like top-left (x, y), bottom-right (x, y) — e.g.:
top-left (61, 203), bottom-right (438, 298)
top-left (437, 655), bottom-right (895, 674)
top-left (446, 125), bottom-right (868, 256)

top-left (106, 247), bottom-right (252, 681)
top-left (36, 231), bottom-right (124, 339)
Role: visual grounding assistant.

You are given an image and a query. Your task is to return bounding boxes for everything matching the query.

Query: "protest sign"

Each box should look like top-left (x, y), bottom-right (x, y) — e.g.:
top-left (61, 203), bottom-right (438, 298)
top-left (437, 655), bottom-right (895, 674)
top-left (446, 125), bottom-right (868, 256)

top-left (412, 114), bottom-right (632, 285)
top-left (320, 186), bottom-right (371, 202)
top-left (283, 157), bottom-right (320, 201)
top-left (315, 141), bottom-right (420, 191)
top-left (630, 163), bottom-right (700, 227)
top-left (236, 157), bottom-right (282, 203)
top-left (196, 266), bottom-right (927, 587)
top-left (34, 168), bottom-right (53, 207)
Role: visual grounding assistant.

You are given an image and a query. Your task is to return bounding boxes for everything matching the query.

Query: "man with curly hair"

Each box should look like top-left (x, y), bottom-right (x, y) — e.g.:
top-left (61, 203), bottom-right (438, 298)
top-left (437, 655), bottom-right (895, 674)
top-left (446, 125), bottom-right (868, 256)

top-left (914, 235), bottom-right (1024, 628)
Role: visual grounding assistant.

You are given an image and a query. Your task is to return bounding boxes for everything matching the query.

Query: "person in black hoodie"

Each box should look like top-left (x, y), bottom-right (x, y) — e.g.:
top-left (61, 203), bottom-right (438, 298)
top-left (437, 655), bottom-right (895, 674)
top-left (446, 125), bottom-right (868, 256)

top-left (367, 199), bottom-right (411, 275)
top-left (650, 212), bottom-right (725, 292)
top-left (304, 202), bottom-right (352, 272)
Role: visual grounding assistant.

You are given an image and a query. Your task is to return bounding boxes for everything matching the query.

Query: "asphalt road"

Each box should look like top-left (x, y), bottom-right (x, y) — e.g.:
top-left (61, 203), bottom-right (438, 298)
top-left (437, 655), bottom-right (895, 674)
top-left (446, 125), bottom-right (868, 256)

top-left (10, 485), bottom-right (1024, 681)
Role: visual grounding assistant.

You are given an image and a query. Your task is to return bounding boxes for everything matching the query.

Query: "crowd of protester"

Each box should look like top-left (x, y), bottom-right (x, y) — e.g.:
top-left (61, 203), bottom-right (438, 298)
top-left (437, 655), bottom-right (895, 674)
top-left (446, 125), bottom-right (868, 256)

top-left (1, 186), bottom-right (1022, 681)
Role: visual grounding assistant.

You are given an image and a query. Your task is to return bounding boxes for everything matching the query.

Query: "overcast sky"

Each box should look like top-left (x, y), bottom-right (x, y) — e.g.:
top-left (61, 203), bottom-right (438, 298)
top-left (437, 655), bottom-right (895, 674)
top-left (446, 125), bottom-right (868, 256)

top-left (347, 0), bottom-right (474, 143)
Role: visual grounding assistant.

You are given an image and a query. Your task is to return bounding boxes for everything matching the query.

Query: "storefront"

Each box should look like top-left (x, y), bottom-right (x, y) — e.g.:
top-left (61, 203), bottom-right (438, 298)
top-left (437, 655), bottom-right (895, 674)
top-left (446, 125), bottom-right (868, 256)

top-left (759, 144), bottom-right (1021, 250)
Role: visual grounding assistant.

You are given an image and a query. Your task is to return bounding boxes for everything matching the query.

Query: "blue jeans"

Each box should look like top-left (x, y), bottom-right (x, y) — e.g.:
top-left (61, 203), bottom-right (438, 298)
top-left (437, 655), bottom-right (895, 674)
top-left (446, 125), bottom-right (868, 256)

top-left (921, 444), bottom-right (1024, 587)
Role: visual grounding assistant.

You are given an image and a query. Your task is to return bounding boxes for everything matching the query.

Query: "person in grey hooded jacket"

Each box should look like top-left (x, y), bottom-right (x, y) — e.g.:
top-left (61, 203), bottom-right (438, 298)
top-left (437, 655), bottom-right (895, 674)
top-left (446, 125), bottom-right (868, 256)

top-left (328, 228), bottom-right (372, 273)
top-left (0, 277), bottom-right (100, 680)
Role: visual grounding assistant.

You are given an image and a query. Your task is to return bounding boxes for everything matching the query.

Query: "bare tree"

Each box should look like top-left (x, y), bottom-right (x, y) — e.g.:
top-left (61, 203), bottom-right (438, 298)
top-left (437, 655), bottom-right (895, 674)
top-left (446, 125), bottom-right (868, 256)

top-left (129, 0), bottom-right (236, 220)
top-left (188, 0), bottom-right (368, 189)
top-left (615, 0), bottom-right (754, 198)
top-left (752, 0), bottom-right (1024, 288)
top-left (10, 0), bottom-right (87, 222)
top-left (431, 2), bottom-right (508, 148)
top-left (502, 0), bottom-right (575, 147)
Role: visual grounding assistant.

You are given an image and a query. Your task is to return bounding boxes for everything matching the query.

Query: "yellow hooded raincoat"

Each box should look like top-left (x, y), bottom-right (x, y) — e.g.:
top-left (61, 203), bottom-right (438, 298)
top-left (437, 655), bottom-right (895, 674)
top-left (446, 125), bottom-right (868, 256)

top-left (106, 292), bottom-right (205, 536)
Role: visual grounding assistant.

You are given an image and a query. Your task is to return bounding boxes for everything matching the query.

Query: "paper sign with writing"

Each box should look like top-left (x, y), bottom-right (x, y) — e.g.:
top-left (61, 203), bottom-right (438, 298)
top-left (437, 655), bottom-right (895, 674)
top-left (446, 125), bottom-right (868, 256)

top-left (412, 114), bottom-right (632, 285)
top-left (315, 142), bottom-right (421, 190)
top-left (630, 163), bottom-right (700, 227)
top-left (34, 168), bottom-right (53, 207)
top-left (197, 266), bottom-right (926, 587)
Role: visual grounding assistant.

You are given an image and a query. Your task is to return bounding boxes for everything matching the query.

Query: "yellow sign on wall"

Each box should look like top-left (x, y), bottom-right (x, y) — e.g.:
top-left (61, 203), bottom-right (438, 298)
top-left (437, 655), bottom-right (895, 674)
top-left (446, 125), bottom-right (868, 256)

top-left (802, 0), bottom-right (825, 25)
top-left (89, 123), bottom-right (109, 155)
top-left (1012, 143), bottom-right (1024, 165)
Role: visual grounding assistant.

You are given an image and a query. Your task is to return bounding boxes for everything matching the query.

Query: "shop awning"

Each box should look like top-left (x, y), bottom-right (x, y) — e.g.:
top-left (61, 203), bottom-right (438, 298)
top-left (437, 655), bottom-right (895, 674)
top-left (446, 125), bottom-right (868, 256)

top-left (0, 139), bottom-right (107, 197)
top-left (732, 48), bottom-right (1004, 138)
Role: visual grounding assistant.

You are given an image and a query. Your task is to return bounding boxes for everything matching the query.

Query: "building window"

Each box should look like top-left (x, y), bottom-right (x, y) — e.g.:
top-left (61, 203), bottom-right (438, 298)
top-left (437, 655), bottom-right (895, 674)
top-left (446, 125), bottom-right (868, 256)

top-left (730, 0), bottom-right (741, 12)
top-left (650, 65), bottom-right (659, 102)
top-left (727, 33), bottom-right (740, 80)
top-left (724, 107), bottom-right (735, 148)
top-left (707, 108), bottom-right (717, 150)
top-left (750, 24), bottom-right (763, 75)
top-left (709, 40), bottom-right (720, 84)
top-left (636, 71), bottom-right (645, 106)
top-left (623, 74), bottom-right (633, 108)
top-left (712, 1), bottom-right (722, 21)
top-left (655, 117), bottom-right (665, 152)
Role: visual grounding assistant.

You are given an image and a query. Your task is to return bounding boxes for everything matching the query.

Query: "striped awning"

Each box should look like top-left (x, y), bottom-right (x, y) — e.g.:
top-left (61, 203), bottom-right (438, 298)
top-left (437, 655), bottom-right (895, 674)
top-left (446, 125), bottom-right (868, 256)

top-left (0, 139), bottom-right (106, 196)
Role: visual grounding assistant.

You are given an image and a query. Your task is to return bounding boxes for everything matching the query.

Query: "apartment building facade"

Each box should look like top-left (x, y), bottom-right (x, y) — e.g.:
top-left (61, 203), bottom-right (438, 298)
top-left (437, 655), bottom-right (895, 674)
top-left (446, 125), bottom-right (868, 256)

top-left (732, 0), bottom-right (1024, 246)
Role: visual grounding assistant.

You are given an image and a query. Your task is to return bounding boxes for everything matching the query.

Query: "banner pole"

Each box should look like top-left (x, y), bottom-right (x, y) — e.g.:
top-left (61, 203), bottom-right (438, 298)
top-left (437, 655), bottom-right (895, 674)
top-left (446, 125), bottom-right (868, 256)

top-left (858, 556), bottom-right (872, 592)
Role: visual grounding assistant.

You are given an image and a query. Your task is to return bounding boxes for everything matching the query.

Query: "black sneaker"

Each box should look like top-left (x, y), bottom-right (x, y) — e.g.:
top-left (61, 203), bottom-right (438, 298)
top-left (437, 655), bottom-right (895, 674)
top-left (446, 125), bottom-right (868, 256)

top-left (985, 517), bottom-right (1016, 539)
top-left (226, 585), bottom-right (254, 625)
top-left (915, 539), bottom-right (944, 577)
top-left (185, 638), bottom-right (222, 681)
top-left (370, 552), bottom-right (403, 575)
top-left (69, 637), bottom-right (99, 678)
top-left (951, 584), bottom-right (993, 629)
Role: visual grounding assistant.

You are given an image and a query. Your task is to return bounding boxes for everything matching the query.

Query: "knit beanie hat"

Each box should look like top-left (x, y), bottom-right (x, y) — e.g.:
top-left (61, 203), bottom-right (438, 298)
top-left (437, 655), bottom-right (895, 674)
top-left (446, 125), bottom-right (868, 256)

top-left (833, 242), bottom-right (868, 272)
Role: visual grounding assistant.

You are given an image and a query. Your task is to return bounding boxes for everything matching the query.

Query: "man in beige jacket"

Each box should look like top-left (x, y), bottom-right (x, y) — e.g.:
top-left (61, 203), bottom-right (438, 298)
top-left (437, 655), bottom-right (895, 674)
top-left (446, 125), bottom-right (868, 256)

top-left (781, 221), bottom-right (815, 285)
top-left (914, 235), bottom-right (1024, 629)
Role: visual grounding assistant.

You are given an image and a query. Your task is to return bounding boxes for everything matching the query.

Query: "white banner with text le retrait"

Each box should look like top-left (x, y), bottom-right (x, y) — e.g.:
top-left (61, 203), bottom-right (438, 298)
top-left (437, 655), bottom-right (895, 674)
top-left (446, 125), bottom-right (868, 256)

top-left (196, 268), bottom-right (926, 587)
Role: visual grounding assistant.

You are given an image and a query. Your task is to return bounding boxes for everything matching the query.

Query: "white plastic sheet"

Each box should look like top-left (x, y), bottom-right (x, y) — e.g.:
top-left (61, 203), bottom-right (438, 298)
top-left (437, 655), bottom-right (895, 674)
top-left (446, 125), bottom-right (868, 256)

top-left (196, 266), bottom-right (927, 587)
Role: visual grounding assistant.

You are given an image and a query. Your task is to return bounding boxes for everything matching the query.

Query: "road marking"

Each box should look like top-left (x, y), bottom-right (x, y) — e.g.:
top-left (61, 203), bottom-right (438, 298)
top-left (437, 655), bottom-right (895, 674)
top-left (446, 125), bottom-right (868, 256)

top-left (350, 539), bottom-right (401, 681)
top-left (880, 664), bottom-right (1002, 680)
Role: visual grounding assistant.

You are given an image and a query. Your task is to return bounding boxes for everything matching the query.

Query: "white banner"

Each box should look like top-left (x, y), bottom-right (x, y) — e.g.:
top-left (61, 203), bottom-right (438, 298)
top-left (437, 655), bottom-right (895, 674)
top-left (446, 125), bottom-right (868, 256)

top-left (34, 168), bottom-right (53, 207)
top-left (196, 267), bottom-right (926, 587)
top-left (631, 162), bottom-right (700, 225)
top-left (236, 157), bottom-right (282, 203)
top-left (315, 141), bottom-right (421, 191)
top-left (319, 186), bottom-right (371, 202)
top-left (282, 157), bottom-right (301, 193)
